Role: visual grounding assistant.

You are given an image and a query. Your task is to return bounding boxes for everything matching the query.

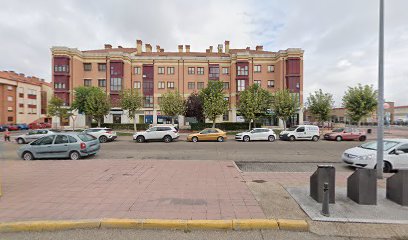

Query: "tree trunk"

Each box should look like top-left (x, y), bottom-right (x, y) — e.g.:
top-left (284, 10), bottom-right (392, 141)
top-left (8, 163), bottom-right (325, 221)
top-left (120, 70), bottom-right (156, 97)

top-left (248, 120), bottom-right (252, 130)
top-left (133, 115), bottom-right (137, 132)
top-left (283, 120), bottom-right (286, 130)
top-left (97, 119), bottom-right (101, 127)
top-left (212, 119), bottom-right (216, 128)
top-left (358, 120), bottom-right (361, 127)
top-left (171, 117), bottom-right (174, 125)
top-left (253, 120), bottom-right (256, 128)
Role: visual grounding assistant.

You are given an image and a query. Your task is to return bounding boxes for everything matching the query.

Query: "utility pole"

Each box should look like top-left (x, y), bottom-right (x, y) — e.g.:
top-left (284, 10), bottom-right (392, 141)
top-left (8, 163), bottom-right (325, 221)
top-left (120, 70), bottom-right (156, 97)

top-left (376, 0), bottom-right (384, 179)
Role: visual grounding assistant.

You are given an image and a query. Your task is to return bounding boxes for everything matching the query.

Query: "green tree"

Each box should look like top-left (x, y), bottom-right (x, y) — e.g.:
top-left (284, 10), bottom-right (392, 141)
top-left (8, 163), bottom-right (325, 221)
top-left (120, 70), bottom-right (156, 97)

top-left (185, 92), bottom-right (205, 123)
top-left (71, 86), bottom-right (91, 114)
top-left (342, 84), bottom-right (377, 126)
top-left (238, 84), bottom-right (272, 130)
top-left (306, 89), bottom-right (334, 125)
top-left (84, 87), bottom-right (111, 127)
top-left (120, 89), bottom-right (143, 131)
top-left (48, 96), bottom-right (70, 128)
top-left (199, 81), bottom-right (229, 128)
top-left (159, 91), bottom-right (186, 125)
top-left (271, 89), bottom-right (299, 130)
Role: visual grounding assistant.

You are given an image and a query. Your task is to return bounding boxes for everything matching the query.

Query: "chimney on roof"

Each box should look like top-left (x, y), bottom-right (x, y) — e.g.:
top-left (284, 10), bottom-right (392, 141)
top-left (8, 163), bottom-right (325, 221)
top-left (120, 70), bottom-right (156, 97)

top-left (19, 73), bottom-right (25, 77)
top-left (156, 45), bottom-right (161, 52)
top-left (209, 46), bottom-right (213, 53)
top-left (206, 49), bottom-right (210, 53)
top-left (160, 48), bottom-right (164, 52)
top-left (246, 47), bottom-right (250, 50)
top-left (178, 45), bottom-right (183, 53)
top-left (145, 44), bottom-right (152, 53)
top-left (136, 40), bottom-right (142, 54)
top-left (118, 46), bottom-right (123, 48)
top-left (185, 45), bottom-right (190, 53)
top-left (217, 44), bottom-right (223, 53)
top-left (225, 40), bottom-right (230, 53)
top-left (40, 79), bottom-right (45, 82)
top-left (256, 45), bottom-right (263, 51)
top-left (104, 44), bottom-right (112, 49)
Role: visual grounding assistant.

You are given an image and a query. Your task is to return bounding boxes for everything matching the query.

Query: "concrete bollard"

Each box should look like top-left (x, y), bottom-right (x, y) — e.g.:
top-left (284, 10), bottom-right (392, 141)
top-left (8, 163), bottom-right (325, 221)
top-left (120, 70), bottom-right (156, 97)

top-left (321, 182), bottom-right (330, 217)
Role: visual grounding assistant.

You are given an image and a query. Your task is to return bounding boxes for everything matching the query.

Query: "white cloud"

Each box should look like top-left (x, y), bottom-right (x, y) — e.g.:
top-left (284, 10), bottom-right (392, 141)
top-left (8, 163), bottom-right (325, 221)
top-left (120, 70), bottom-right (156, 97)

top-left (336, 59), bottom-right (352, 69)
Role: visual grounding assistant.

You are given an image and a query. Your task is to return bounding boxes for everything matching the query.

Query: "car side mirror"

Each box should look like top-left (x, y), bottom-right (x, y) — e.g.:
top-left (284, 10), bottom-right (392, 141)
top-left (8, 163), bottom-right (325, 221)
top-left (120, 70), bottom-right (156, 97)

top-left (395, 150), bottom-right (404, 155)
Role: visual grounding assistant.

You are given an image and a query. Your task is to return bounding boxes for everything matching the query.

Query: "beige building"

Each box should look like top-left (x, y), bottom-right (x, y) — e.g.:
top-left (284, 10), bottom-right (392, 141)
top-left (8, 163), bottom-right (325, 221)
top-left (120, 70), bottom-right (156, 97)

top-left (51, 40), bottom-right (304, 128)
top-left (0, 71), bottom-right (52, 125)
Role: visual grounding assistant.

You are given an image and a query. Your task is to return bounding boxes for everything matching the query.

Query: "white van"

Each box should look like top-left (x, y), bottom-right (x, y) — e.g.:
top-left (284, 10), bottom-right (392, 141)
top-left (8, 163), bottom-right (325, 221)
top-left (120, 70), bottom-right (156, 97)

top-left (279, 125), bottom-right (320, 141)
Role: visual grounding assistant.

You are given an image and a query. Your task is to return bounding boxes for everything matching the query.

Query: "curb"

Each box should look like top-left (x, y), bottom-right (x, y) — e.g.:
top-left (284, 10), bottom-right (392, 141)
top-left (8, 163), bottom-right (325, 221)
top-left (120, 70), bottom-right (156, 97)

top-left (0, 219), bottom-right (309, 233)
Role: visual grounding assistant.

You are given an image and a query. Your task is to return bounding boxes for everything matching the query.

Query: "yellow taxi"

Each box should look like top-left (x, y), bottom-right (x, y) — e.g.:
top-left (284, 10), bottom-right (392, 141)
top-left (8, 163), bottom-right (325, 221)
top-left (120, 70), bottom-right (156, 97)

top-left (187, 128), bottom-right (227, 142)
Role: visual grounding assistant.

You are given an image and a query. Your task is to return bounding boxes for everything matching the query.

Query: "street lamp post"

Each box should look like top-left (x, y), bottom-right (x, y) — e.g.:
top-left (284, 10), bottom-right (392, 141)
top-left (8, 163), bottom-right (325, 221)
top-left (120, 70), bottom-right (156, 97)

top-left (376, 0), bottom-right (385, 179)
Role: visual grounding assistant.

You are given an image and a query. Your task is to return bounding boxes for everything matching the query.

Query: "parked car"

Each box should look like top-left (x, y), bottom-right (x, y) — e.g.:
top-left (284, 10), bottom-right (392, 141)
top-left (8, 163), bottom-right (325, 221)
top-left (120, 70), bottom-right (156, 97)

top-left (324, 128), bottom-right (366, 141)
top-left (83, 128), bottom-right (117, 143)
top-left (187, 128), bottom-right (227, 142)
top-left (17, 124), bottom-right (29, 130)
top-left (8, 125), bottom-right (20, 131)
top-left (279, 125), bottom-right (320, 141)
top-left (28, 122), bottom-right (41, 129)
top-left (0, 125), bottom-right (6, 132)
top-left (15, 129), bottom-right (55, 144)
top-left (342, 139), bottom-right (408, 173)
top-left (39, 122), bottom-right (52, 128)
top-left (133, 126), bottom-right (179, 143)
top-left (17, 133), bottom-right (100, 160)
top-left (235, 128), bottom-right (276, 142)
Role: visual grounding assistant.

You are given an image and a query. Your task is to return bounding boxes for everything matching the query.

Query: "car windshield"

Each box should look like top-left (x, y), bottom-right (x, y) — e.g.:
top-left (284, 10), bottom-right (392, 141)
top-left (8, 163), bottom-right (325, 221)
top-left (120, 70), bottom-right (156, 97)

top-left (77, 134), bottom-right (96, 142)
top-left (288, 126), bottom-right (298, 131)
top-left (359, 141), bottom-right (399, 151)
top-left (332, 128), bottom-right (344, 132)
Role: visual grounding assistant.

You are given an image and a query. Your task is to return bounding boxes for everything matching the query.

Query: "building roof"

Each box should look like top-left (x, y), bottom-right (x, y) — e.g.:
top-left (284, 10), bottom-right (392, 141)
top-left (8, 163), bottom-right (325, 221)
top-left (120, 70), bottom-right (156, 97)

top-left (82, 47), bottom-right (231, 57)
top-left (0, 71), bottom-right (51, 87)
top-left (394, 105), bottom-right (408, 109)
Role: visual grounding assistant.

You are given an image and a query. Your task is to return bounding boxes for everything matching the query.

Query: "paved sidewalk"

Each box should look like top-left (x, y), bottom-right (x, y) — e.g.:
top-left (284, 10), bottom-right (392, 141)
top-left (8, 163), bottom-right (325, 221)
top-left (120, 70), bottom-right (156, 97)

top-left (0, 160), bottom-right (264, 222)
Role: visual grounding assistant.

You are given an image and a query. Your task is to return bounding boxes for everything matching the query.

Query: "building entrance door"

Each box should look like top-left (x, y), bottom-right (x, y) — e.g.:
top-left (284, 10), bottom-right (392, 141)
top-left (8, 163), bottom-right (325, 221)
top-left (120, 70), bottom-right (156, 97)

top-left (113, 114), bottom-right (121, 124)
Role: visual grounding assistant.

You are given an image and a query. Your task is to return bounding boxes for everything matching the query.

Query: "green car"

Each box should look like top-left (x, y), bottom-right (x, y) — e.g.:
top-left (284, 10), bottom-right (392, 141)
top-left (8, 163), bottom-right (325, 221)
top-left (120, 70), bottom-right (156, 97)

top-left (17, 133), bottom-right (101, 160)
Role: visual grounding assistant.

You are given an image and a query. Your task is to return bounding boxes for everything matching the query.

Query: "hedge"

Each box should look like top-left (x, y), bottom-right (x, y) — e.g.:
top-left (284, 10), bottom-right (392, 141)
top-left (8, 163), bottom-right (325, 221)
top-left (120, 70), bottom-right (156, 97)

top-left (190, 122), bottom-right (250, 131)
top-left (90, 123), bottom-right (149, 130)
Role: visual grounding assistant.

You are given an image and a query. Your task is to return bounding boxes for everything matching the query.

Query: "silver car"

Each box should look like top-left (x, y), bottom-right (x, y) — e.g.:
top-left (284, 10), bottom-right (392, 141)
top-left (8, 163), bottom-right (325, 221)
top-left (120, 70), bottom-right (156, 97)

top-left (15, 129), bottom-right (55, 144)
top-left (17, 133), bottom-right (101, 160)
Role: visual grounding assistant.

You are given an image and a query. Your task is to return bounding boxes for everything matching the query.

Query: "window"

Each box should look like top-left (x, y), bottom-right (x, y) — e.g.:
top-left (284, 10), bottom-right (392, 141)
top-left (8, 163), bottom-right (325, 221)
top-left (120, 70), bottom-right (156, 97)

top-left (296, 82), bottom-right (300, 89)
top-left (167, 67), bottom-right (175, 75)
top-left (397, 144), bottom-right (408, 154)
top-left (7, 116), bottom-right (13, 122)
top-left (268, 65), bottom-right (275, 72)
top-left (98, 79), bottom-right (106, 87)
top-left (237, 65), bottom-right (248, 76)
top-left (110, 78), bottom-right (122, 91)
top-left (158, 81), bottom-right (165, 89)
top-left (188, 67), bottom-right (195, 75)
top-left (98, 63), bottom-right (106, 72)
top-left (38, 135), bottom-right (55, 145)
top-left (54, 82), bottom-right (66, 89)
top-left (54, 135), bottom-right (69, 144)
top-left (237, 80), bottom-right (245, 92)
top-left (144, 96), bottom-right (153, 108)
top-left (83, 63), bottom-right (92, 71)
top-left (28, 89), bottom-right (37, 96)
top-left (223, 82), bottom-right (230, 90)
top-left (254, 65), bottom-right (261, 73)
top-left (133, 81), bottom-right (141, 89)
top-left (7, 96), bottom-right (13, 102)
top-left (84, 79), bottom-right (92, 87)
top-left (209, 66), bottom-right (219, 79)
top-left (68, 136), bottom-right (77, 143)
top-left (158, 67), bottom-right (165, 74)
top-left (197, 82), bottom-right (204, 89)
top-left (167, 81), bottom-right (174, 89)
top-left (18, 87), bottom-right (24, 96)
top-left (7, 86), bottom-right (12, 91)
top-left (223, 113), bottom-right (229, 121)
top-left (7, 107), bottom-right (13, 112)
top-left (254, 80), bottom-right (261, 86)
top-left (54, 65), bottom-right (68, 73)
top-left (222, 67), bottom-right (229, 75)
top-left (188, 82), bottom-right (195, 89)
top-left (134, 67), bottom-right (141, 75)
top-left (267, 80), bottom-right (275, 88)
top-left (197, 67), bottom-right (204, 75)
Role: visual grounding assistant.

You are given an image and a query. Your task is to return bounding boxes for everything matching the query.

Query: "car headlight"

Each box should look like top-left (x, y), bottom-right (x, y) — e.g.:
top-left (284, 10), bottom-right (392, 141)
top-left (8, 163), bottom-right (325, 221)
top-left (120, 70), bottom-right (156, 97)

top-left (357, 154), bottom-right (375, 160)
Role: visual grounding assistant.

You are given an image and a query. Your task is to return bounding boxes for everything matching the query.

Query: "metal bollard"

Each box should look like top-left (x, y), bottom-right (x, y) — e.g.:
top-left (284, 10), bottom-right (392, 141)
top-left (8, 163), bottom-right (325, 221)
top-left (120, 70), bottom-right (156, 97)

top-left (321, 182), bottom-right (330, 217)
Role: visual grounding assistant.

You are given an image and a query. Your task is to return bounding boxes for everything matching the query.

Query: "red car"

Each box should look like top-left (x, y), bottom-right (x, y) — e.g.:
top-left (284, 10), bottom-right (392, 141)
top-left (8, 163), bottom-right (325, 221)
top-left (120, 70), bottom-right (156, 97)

top-left (324, 128), bottom-right (366, 142)
top-left (7, 124), bottom-right (20, 131)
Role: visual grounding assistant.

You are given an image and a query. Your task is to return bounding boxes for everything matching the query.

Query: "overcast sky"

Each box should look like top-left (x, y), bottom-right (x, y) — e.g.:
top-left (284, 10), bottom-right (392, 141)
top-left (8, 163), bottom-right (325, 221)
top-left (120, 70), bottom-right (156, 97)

top-left (0, 0), bottom-right (407, 106)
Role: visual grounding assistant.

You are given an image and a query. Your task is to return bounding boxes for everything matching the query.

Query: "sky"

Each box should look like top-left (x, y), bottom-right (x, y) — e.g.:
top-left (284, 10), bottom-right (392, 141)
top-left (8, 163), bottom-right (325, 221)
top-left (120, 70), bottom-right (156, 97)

top-left (0, 0), bottom-right (407, 106)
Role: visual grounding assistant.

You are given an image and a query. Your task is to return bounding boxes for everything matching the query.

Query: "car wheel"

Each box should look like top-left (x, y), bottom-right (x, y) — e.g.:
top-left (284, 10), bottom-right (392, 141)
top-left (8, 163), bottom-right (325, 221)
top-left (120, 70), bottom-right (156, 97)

top-left (268, 135), bottom-right (275, 142)
top-left (22, 151), bottom-right (34, 161)
top-left (359, 136), bottom-right (366, 141)
top-left (289, 135), bottom-right (296, 141)
top-left (336, 136), bottom-right (342, 142)
top-left (17, 138), bottom-right (25, 144)
top-left (136, 136), bottom-right (145, 143)
top-left (312, 135), bottom-right (319, 142)
top-left (383, 162), bottom-right (392, 173)
top-left (243, 135), bottom-right (250, 142)
top-left (217, 136), bottom-right (224, 142)
top-left (192, 137), bottom-right (198, 142)
top-left (69, 151), bottom-right (80, 160)
top-left (99, 136), bottom-right (108, 143)
top-left (163, 135), bottom-right (172, 143)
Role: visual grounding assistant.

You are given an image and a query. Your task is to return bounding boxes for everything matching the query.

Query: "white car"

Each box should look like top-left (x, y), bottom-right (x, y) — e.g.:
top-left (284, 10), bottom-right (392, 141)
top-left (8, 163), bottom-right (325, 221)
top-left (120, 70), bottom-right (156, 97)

top-left (83, 128), bottom-right (117, 143)
top-left (133, 126), bottom-right (179, 143)
top-left (279, 125), bottom-right (320, 141)
top-left (15, 129), bottom-right (55, 144)
top-left (342, 139), bottom-right (408, 173)
top-left (235, 128), bottom-right (276, 142)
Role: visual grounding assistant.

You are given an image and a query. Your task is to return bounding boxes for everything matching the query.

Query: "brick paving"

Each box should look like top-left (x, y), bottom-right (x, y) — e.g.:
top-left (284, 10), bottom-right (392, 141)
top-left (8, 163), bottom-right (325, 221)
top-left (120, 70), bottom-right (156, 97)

top-left (0, 160), bottom-right (265, 222)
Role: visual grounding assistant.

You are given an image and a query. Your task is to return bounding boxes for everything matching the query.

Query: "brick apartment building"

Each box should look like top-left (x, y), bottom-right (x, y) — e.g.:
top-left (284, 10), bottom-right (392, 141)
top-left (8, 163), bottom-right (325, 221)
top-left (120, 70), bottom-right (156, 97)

top-left (0, 71), bottom-right (52, 125)
top-left (51, 40), bottom-right (304, 128)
